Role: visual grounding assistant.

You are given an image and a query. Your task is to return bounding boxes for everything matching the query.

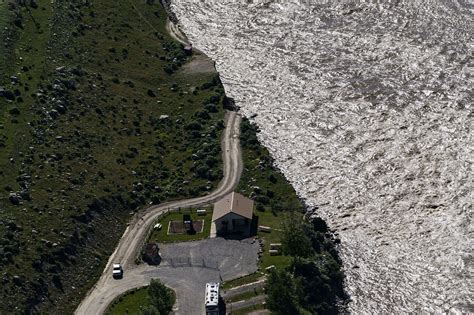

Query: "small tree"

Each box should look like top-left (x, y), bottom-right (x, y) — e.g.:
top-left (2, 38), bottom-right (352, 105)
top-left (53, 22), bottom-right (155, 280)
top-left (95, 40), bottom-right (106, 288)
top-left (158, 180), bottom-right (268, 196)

top-left (265, 269), bottom-right (301, 315)
top-left (281, 213), bottom-right (313, 258)
top-left (147, 279), bottom-right (174, 314)
top-left (139, 306), bottom-right (160, 315)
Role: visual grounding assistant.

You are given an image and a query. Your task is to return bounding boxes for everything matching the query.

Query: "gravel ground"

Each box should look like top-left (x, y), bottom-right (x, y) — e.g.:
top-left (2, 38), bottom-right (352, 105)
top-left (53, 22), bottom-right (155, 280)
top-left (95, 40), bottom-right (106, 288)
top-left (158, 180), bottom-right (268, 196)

top-left (159, 238), bottom-right (260, 281)
top-left (151, 238), bottom-right (259, 314)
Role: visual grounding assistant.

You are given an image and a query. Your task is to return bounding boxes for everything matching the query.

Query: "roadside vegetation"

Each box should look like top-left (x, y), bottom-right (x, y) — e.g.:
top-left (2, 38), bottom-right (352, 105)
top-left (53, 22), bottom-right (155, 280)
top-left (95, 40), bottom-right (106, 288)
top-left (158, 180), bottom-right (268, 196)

top-left (238, 119), bottom-right (303, 213)
top-left (222, 272), bottom-right (264, 290)
top-left (0, 1), bottom-right (226, 313)
top-left (226, 287), bottom-right (264, 303)
top-left (237, 118), bottom-right (303, 271)
top-left (107, 279), bottom-right (175, 315)
top-left (237, 118), bottom-right (346, 313)
top-left (107, 287), bottom-right (149, 315)
top-left (230, 304), bottom-right (266, 315)
top-left (264, 214), bottom-right (346, 314)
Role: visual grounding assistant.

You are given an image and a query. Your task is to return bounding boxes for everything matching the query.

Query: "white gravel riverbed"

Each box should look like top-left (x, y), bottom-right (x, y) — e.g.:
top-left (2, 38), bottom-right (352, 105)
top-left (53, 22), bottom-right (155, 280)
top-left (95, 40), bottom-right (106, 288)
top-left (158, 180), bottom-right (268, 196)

top-left (170, 0), bottom-right (473, 313)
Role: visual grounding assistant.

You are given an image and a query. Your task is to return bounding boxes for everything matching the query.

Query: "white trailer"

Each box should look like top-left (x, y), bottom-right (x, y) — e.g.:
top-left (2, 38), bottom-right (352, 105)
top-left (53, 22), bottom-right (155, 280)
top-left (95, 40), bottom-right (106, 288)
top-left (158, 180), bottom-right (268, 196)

top-left (205, 282), bottom-right (220, 315)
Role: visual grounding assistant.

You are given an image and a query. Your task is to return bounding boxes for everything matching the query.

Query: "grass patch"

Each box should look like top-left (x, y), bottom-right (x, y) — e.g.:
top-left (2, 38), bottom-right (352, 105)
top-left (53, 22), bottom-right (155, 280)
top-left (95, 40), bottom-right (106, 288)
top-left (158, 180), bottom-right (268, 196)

top-left (0, 2), bottom-right (13, 73)
top-left (222, 272), bottom-right (265, 290)
top-left (226, 288), bottom-right (264, 303)
top-left (237, 118), bottom-right (304, 272)
top-left (148, 208), bottom-right (212, 243)
top-left (254, 210), bottom-right (296, 270)
top-left (238, 119), bottom-right (303, 213)
top-left (107, 287), bottom-right (150, 315)
top-left (106, 284), bottom-right (176, 315)
top-left (0, 0), bottom-right (53, 179)
top-left (230, 303), bottom-right (266, 315)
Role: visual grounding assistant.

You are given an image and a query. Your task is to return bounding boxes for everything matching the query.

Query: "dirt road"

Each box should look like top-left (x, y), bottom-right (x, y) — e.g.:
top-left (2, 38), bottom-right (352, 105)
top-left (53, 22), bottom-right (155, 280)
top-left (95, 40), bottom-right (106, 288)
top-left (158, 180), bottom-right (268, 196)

top-left (75, 111), bottom-right (243, 315)
top-left (166, 18), bottom-right (189, 46)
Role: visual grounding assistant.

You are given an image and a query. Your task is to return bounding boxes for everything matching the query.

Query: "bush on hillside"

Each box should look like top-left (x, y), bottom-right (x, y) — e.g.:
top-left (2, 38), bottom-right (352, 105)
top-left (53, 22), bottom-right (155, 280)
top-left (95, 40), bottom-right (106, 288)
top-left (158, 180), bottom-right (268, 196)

top-left (144, 279), bottom-right (174, 315)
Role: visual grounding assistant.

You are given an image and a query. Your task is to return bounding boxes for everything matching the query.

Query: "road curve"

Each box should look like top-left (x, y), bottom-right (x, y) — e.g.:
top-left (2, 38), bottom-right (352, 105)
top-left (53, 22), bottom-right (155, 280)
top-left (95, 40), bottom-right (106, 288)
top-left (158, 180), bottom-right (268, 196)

top-left (166, 18), bottom-right (190, 46)
top-left (75, 111), bottom-right (243, 315)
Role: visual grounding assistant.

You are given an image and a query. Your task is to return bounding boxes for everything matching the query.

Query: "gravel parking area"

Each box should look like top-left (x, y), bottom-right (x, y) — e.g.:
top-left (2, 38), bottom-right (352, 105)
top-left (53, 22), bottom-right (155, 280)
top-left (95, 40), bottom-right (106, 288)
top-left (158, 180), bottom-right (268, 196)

top-left (159, 238), bottom-right (259, 280)
top-left (151, 238), bottom-right (259, 314)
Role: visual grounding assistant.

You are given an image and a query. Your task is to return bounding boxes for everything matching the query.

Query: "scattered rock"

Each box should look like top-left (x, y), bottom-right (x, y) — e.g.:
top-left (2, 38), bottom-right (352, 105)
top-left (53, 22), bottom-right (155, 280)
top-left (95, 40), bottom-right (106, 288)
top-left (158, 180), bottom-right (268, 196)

top-left (55, 104), bottom-right (66, 114)
top-left (252, 186), bottom-right (261, 193)
top-left (8, 107), bottom-right (20, 115)
top-left (19, 190), bottom-right (30, 201)
top-left (12, 276), bottom-right (22, 286)
top-left (63, 79), bottom-right (76, 90)
top-left (8, 193), bottom-right (21, 205)
top-left (52, 84), bottom-right (63, 92)
top-left (49, 109), bottom-right (59, 118)
top-left (71, 67), bottom-right (86, 76)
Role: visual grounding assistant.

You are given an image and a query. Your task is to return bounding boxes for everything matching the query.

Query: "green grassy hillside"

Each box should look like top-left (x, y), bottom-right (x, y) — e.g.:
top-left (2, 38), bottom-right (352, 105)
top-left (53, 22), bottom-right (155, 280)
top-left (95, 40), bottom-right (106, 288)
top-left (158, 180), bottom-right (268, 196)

top-left (0, 1), bottom-right (225, 313)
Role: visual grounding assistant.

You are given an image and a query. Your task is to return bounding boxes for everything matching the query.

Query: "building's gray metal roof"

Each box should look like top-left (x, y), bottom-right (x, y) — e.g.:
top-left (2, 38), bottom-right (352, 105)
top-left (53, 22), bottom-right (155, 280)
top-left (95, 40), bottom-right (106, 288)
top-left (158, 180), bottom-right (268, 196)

top-left (212, 192), bottom-right (254, 221)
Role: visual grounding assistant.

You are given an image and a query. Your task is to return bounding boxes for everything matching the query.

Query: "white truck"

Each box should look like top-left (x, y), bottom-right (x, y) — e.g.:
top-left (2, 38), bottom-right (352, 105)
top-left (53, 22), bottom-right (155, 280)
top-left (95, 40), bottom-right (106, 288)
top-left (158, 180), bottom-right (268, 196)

top-left (112, 263), bottom-right (123, 279)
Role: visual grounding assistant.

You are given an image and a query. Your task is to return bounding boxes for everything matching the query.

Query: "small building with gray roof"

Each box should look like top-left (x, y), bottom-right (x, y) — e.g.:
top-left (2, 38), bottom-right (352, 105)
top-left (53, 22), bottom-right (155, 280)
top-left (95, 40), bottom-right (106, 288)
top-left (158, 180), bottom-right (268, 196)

top-left (211, 192), bottom-right (254, 237)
